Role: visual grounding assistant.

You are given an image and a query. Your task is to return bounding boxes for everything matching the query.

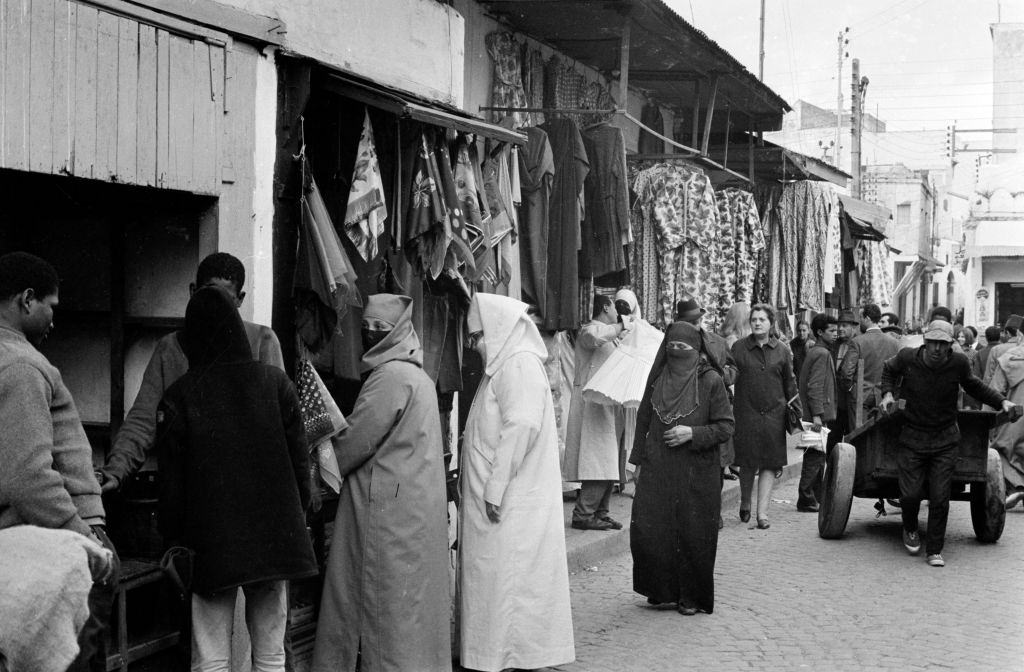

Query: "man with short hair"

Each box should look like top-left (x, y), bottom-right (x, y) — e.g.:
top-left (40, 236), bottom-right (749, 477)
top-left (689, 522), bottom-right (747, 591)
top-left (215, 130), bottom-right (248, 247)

top-left (839, 303), bottom-right (900, 430)
top-left (796, 313), bottom-right (839, 512)
top-left (879, 312), bottom-right (901, 330)
top-left (979, 325), bottom-right (1004, 375)
top-left (832, 310), bottom-right (860, 441)
top-left (0, 251), bottom-right (117, 671)
top-left (98, 252), bottom-right (284, 491)
top-left (880, 320), bottom-right (1019, 567)
top-left (564, 294), bottom-right (631, 531)
top-left (983, 315), bottom-right (1023, 386)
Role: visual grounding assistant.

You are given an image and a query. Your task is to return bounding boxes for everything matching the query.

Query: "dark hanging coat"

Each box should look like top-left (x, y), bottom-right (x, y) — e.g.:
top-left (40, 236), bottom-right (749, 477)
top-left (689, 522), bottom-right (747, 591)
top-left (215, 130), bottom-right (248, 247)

top-left (629, 322), bottom-right (734, 613)
top-left (157, 287), bottom-right (316, 595)
top-left (517, 126), bottom-right (554, 318)
top-left (580, 124), bottom-right (629, 278)
top-left (731, 335), bottom-right (799, 469)
top-left (539, 118), bottom-right (589, 331)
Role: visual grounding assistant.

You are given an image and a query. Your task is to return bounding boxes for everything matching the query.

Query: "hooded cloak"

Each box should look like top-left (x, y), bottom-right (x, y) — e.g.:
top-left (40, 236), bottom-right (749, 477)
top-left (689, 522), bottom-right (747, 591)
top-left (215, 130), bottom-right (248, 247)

top-left (312, 294), bottom-right (451, 672)
top-left (157, 287), bottom-right (316, 595)
top-left (459, 294), bottom-right (575, 672)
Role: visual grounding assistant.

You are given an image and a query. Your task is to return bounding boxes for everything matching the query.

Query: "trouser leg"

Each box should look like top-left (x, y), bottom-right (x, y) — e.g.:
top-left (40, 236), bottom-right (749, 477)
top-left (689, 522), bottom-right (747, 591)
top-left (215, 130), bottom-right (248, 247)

top-left (798, 449), bottom-right (826, 507)
top-left (898, 445), bottom-right (927, 532)
top-left (595, 481), bottom-right (614, 519)
top-left (573, 480), bottom-right (611, 521)
top-left (68, 526), bottom-right (120, 672)
top-left (245, 580), bottom-right (289, 672)
top-left (924, 446), bottom-right (958, 556)
top-left (191, 589), bottom-right (237, 672)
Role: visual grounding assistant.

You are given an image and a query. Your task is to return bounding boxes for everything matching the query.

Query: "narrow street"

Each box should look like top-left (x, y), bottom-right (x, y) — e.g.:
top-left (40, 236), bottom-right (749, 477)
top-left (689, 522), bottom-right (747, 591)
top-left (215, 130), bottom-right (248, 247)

top-left (554, 477), bottom-right (1024, 672)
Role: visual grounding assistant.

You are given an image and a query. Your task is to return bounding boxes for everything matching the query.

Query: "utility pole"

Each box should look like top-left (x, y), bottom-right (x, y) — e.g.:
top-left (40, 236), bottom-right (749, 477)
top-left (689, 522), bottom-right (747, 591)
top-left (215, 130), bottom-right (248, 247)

top-left (851, 58), bottom-right (868, 198)
top-left (759, 0), bottom-right (766, 81)
top-left (835, 28), bottom-right (848, 167)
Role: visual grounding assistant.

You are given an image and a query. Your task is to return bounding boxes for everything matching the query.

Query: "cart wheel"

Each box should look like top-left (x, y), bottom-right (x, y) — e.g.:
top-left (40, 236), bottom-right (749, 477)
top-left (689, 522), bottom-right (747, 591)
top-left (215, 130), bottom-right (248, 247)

top-left (971, 448), bottom-right (1006, 543)
top-left (818, 442), bottom-right (856, 539)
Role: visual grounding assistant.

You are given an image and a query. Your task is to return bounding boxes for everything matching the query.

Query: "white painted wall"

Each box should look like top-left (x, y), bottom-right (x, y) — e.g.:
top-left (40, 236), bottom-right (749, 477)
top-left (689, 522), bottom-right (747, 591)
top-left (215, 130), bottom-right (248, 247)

top-left (975, 219), bottom-right (1024, 247)
top-left (249, 49), bottom-right (278, 327)
top-left (220, 0), bottom-right (465, 106)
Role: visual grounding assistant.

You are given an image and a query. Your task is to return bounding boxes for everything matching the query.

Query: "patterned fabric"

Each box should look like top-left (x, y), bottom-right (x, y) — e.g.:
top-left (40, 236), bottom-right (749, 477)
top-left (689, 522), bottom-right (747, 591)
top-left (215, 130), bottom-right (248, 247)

top-left (406, 132), bottom-right (451, 279)
top-left (582, 81), bottom-right (615, 126)
top-left (632, 162), bottom-right (720, 329)
top-left (856, 240), bottom-right (894, 307)
top-left (486, 32), bottom-right (529, 128)
top-left (522, 46), bottom-right (546, 126)
top-left (296, 359), bottom-right (337, 446)
top-left (630, 207), bottom-right (660, 324)
top-left (716, 188), bottom-right (765, 311)
top-left (343, 110), bottom-right (387, 261)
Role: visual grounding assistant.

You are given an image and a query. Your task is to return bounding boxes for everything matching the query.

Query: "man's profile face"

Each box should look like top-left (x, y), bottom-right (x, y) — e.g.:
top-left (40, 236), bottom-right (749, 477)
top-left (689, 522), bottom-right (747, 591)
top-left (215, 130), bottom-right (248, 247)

top-left (24, 290), bottom-right (58, 345)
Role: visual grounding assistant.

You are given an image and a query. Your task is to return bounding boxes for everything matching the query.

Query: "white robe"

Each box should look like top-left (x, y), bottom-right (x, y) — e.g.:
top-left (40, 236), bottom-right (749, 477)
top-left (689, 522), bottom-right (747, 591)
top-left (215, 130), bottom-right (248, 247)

top-left (459, 294), bottom-right (575, 672)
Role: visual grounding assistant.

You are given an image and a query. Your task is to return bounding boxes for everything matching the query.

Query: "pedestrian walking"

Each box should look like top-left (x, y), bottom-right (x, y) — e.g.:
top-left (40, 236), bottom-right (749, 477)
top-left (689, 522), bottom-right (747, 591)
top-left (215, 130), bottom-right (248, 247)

top-left (630, 320), bottom-right (734, 615)
top-left (720, 301), bottom-right (751, 349)
top-left (731, 303), bottom-right (800, 530)
top-left (796, 313), bottom-right (838, 512)
top-left (458, 293), bottom-right (575, 672)
top-left (312, 294), bottom-right (452, 672)
top-left (955, 324), bottom-right (983, 408)
top-left (983, 315), bottom-right (1022, 386)
top-left (156, 286), bottom-right (317, 671)
top-left (879, 319), bottom-right (1019, 567)
top-left (979, 325), bottom-right (1003, 374)
top-left (833, 309), bottom-right (860, 440)
top-left (0, 251), bottom-right (118, 672)
top-left (564, 294), bottom-right (631, 531)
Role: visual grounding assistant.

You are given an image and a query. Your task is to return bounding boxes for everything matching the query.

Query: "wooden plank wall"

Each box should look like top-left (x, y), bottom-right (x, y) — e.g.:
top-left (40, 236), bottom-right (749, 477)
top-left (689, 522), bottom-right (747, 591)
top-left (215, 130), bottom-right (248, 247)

top-left (0, 0), bottom-right (225, 194)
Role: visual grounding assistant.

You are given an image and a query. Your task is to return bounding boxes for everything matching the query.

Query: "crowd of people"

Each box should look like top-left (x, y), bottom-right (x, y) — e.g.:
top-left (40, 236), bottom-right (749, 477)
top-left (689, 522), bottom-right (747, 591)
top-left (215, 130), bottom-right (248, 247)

top-left (3, 245), bottom-right (1024, 670)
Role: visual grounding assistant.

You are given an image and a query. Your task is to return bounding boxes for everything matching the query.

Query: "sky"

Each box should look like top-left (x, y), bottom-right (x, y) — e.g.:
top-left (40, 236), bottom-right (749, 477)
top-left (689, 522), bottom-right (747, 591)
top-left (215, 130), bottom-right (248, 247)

top-left (666, 0), bottom-right (1014, 133)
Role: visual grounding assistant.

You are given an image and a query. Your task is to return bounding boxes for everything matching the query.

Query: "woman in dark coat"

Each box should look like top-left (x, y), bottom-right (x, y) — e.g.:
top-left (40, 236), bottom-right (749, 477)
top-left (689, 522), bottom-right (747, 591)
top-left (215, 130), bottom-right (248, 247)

top-left (629, 321), bottom-right (734, 616)
top-left (157, 287), bottom-right (317, 669)
top-left (731, 303), bottom-right (800, 530)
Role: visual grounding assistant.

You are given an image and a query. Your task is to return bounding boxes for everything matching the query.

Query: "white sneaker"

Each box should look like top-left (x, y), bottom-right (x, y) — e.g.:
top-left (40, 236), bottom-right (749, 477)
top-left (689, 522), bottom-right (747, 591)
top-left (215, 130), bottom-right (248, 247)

top-left (927, 554), bottom-right (945, 567)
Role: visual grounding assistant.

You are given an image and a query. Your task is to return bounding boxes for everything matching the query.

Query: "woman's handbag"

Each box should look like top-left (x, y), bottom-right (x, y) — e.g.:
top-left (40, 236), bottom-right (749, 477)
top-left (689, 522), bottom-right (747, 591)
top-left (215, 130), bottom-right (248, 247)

top-left (784, 395), bottom-right (803, 435)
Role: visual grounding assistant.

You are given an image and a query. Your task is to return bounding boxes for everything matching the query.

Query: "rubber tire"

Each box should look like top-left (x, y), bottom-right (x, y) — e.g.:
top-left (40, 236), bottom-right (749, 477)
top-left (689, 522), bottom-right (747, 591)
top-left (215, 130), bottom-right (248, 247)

top-left (971, 448), bottom-right (1006, 543)
top-left (818, 442), bottom-right (856, 539)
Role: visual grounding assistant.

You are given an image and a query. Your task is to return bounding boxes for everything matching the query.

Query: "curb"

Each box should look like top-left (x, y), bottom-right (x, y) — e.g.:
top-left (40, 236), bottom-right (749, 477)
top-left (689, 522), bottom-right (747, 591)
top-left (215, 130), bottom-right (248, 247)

top-left (565, 456), bottom-right (805, 573)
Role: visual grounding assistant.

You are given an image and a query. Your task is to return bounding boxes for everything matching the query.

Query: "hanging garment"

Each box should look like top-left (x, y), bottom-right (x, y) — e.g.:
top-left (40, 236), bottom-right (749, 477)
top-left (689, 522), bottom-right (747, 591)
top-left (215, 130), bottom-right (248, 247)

top-left (539, 118), bottom-right (590, 331)
top-left (580, 124), bottom-right (629, 278)
top-left (630, 207), bottom-right (661, 326)
top-left (517, 128), bottom-right (554, 317)
top-left (638, 102), bottom-right (665, 155)
top-left (406, 131), bottom-right (451, 279)
top-left (343, 110), bottom-right (388, 261)
top-left (435, 143), bottom-right (478, 278)
top-left (485, 32), bottom-right (529, 128)
top-left (294, 174), bottom-right (361, 353)
top-left (824, 196), bottom-right (842, 294)
top-left (715, 188), bottom-right (765, 312)
top-left (521, 46), bottom-right (546, 126)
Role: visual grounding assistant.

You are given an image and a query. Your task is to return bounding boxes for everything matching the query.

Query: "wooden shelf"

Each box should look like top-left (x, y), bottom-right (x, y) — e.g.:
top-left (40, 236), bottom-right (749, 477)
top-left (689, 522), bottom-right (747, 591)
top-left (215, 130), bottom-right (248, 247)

top-left (58, 309), bottom-right (183, 329)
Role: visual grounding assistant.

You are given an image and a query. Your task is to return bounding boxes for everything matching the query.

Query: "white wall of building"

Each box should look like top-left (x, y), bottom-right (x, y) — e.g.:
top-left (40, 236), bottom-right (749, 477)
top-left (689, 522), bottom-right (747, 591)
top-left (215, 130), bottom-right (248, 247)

top-left (221, 0), bottom-right (465, 106)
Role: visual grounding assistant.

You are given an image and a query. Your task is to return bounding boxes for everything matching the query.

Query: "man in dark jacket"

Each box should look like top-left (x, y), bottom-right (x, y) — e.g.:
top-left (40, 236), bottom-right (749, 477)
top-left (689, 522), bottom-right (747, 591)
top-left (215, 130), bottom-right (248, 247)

top-left (979, 325), bottom-right (1003, 375)
top-left (796, 313), bottom-right (838, 512)
top-left (157, 287), bottom-right (316, 669)
top-left (880, 319), bottom-right (1020, 568)
top-left (840, 303), bottom-right (900, 430)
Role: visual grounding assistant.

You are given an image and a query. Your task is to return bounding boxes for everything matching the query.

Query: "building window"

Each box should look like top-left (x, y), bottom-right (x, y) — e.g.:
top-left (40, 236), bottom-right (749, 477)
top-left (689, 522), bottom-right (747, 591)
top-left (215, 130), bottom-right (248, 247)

top-left (897, 203), bottom-right (911, 227)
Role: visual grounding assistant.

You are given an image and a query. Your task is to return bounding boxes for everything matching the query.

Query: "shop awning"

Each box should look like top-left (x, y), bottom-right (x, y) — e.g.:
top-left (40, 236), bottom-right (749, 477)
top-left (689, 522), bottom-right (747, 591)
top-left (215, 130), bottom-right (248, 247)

top-left (317, 70), bottom-right (527, 145)
top-left (475, 0), bottom-right (789, 132)
top-left (700, 134), bottom-right (851, 185)
top-left (838, 195), bottom-right (890, 241)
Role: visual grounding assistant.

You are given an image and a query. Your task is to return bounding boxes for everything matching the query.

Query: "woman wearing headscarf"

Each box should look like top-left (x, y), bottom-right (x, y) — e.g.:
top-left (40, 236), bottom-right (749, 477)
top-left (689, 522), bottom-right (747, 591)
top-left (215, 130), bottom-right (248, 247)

top-left (312, 294), bottom-right (451, 672)
top-left (157, 287), bottom-right (317, 670)
top-left (629, 320), bottom-right (734, 615)
top-left (731, 303), bottom-right (800, 530)
top-left (459, 293), bottom-right (575, 672)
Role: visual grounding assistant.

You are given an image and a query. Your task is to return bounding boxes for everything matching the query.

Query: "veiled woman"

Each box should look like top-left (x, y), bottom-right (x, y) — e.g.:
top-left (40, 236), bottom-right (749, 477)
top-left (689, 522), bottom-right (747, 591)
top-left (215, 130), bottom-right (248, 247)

top-left (629, 320), bottom-right (734, 615)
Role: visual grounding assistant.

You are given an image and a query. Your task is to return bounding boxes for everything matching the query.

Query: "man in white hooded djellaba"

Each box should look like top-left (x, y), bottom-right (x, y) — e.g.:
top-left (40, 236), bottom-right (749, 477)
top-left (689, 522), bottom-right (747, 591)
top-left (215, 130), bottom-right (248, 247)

top-left (458, 293), bottom-right (575, 672)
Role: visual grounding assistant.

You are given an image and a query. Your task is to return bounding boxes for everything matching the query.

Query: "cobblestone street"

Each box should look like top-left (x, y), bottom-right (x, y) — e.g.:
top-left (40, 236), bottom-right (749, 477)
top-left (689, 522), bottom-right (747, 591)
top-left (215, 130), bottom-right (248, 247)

top-left (553, 477), bottom-right (1024, 672)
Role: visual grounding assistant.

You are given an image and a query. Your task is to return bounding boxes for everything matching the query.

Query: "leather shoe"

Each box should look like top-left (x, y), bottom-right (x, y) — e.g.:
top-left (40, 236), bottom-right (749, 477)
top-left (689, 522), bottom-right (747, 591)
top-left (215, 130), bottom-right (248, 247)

top-left (739, 509), bottom-right (751, 523)
top-left (571, 517), bottom-right (615, 531)
top-left (797, 503), bottom-right (820, 513)
top-left (599, 515), bottom-right (624, 530)
top-left (677, 606), bottom-right (699, 616)
top-left (757, 518), bottom-right (771, 529)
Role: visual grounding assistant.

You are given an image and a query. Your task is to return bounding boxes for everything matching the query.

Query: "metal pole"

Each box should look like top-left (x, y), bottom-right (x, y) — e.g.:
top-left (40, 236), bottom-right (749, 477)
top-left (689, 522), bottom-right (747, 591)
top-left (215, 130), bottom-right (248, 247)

top-left (851, 58), bottom-right (861, 198)
top-left (759, 0), bottom-right (766, 80)
top-left (836, 30), bottom-right (845, 167)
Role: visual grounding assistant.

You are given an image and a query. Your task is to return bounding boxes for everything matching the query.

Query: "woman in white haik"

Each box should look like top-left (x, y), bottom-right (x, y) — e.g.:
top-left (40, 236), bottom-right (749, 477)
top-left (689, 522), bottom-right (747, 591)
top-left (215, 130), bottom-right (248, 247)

top-left (458, 293), bottom-right (575, 672)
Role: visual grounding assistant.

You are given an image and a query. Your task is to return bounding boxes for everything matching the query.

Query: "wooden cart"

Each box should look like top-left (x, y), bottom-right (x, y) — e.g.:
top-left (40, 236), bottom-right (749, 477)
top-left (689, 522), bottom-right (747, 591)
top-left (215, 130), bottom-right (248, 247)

top-left (817, 408), bottom-right (1008, 541)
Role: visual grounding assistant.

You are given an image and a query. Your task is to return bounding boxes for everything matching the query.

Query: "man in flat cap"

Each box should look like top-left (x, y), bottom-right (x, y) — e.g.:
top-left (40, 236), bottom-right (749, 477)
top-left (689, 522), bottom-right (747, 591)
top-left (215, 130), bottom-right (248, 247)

top-left (880, 319), bottom-right (1020, 568)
